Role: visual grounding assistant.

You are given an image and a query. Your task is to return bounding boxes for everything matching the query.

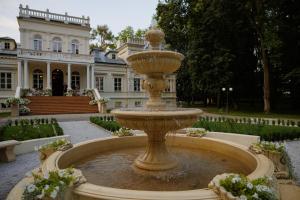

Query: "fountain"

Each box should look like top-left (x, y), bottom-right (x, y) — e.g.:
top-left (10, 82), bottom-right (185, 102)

top-left (8, 27), bottom-right (274, 200)
top-left (112, 26), bottom-right (201, 171)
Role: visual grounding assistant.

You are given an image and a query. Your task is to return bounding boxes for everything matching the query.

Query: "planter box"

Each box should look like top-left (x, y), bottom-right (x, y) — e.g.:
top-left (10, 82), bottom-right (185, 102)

top-left (14, 135), bottom-right (71, 155)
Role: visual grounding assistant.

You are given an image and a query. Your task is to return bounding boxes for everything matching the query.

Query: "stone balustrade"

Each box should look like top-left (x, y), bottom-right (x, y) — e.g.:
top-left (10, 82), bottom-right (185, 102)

top-left (19, 4), bottom-right (90, 27)
top-left (17, 48), bottom-right (93, 63)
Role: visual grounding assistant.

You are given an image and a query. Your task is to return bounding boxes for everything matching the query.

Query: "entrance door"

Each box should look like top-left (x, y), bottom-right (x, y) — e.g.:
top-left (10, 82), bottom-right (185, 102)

top-left (52, 69), bottom-right (64, 96)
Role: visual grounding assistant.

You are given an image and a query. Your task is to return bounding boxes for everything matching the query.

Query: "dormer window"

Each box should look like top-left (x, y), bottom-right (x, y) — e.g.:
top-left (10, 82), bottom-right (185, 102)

top-left (112, 54), bottom-right (116, 59)
top-left (4, 42), bottom-right (10, 50)
top-left (52, 37), bottom-right (62, 52)
top-left (71, 39), bottom-right (79, 54)
top-left (33, 35), bottom-right (42, 51)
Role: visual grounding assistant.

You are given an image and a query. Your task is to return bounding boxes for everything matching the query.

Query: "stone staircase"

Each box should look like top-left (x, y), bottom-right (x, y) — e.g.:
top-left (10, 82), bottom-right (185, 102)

top-left (26, 96), bottom-right (98, 115)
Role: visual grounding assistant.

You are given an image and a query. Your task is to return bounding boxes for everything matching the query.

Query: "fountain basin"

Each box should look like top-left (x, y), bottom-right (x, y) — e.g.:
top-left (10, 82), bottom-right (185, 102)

top-left (41, 135), bottom-right (274, 200)
top-left (126, 51), bottom-right (184, 75)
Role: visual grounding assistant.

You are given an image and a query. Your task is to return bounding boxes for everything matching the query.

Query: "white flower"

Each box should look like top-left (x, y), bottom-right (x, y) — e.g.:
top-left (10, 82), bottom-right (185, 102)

top-left (59, 180), bottom-right (65, 185)
top-left (58, 170), bottom-right (65, 177)
top-left (55, 186), bottom-right (60, 191)
top-left (252, 193), bottom-right (259, 199)
top-left (246, 182), bottom-right (253, 190)
top-left (26, 184), bottom-right (36, 193)
top-left (44, 184), bottom-right (49, 190)
top-left (50, 189), bottom-right (58, 199)
top-left (239, 195), bottom-right (247, 200)
top-left (231, 176), bottom-right (241, 184)
top-left (256, 185), bottom-right (272, 193)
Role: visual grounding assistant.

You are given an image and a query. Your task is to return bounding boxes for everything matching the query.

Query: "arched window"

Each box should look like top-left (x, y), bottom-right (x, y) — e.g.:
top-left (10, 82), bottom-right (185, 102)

top-left (33, 34), bottom-right (42, 51)
top-left (33, 69), bottom-right (43, 89)
top-left (52, 37), bottom-right (62, 52)
top-left (71, 71), bottom-right (80, 90)
top-left (71, 39), bottom-right (79, 54)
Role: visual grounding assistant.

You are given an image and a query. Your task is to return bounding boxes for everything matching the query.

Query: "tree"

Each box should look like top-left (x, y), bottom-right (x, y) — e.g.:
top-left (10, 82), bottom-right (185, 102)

top-left (116, 26), bottom-right (134, 43)
top-left (135, 28), bottom-right (147, 40)
top-left (90, 25), bottom-right (115, 51)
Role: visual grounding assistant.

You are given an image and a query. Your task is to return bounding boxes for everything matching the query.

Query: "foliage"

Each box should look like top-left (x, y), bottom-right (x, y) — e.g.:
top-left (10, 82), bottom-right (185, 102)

top-left (90, 24), bottom-right (116, 51)
top-left (5, 97), bottom-right (30, 106)
top-left (193, 120), bottom-right (300, 141)
top-left (64, 89), bottom-right (75, 96)
top-left (0, 118), bottom-right (63, 141)
top-left (116, 26), bottom-right (148, 43)
top-left (89, 97), bottom-right (109, 105)
top-left (112, 127), bottom-right (133, 137)
top-left (186, 128), bottom-right (207, 137)
top-left (220, 174), bottom-right (278, 200)
top-left (36, 138), bottom-right (71, 152)
top-left (23, 168), bottom-right (76, 200)
top-left (250, 141), bottom-right (285, 154)
top-left (90, 116), bottom-right (121, 132)
top-left (19, 106), bottom-right (31, 115)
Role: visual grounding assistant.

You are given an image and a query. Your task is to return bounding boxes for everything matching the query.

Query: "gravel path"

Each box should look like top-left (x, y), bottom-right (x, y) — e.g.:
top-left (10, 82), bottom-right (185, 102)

top-left (285, 140), bottom-right (300, 185)
top-left (0, 120), bottom-right (111, 200)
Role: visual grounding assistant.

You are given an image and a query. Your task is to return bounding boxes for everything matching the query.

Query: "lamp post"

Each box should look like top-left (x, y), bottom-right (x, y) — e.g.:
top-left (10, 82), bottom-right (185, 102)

top-left (222, 87), bottom-right (233, 114)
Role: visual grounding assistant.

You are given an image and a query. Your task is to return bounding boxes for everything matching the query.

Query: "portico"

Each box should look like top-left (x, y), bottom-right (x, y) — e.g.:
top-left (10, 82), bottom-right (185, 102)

top-left (16, 59), bottom-right (95, 95)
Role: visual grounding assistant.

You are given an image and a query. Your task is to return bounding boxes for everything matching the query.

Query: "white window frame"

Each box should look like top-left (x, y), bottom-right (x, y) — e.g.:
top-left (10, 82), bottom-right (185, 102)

top-left (134, 78), bottom-right (140, 92)
top-left (0, 72), bottom-right (12, 90)
top-left (33, 70), bottom-right (43, 90)
top-left (71, 43), bottom-right (79, 54)
top-left (71, 71), bottom-right (80, 90)
top-left (33, 39), bottom-right (42, 51)
top-left (52, 38), bottom-right (62, 52)
top-left (114, 77), bottom-right (122, 92)
top-left (4, 42), bottom-right (10, 50)
top-left (96, 76), bottom-right (104, 91)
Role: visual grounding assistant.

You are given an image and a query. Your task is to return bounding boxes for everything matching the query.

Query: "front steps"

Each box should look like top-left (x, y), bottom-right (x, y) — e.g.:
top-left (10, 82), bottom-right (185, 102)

top-left (27, 96), bottom-right (98, 115)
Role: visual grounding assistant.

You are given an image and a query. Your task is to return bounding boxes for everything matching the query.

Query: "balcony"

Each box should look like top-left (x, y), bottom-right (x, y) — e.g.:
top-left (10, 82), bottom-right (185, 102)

top-left (17, 49), bottom-right (93, 63)
top-left (19, 4), bottom-right (90, 27)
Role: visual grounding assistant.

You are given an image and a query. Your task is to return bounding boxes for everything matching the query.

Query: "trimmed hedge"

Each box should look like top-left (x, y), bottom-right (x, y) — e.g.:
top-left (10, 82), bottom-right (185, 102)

top-left (193, 120), bottom-right (300, 141)
top-left (90, 116), bottom-right (121, 132)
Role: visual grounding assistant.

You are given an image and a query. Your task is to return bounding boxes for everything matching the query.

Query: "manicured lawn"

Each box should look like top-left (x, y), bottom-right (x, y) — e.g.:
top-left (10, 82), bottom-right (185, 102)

top-left (0, 121), bottom-right (63, 141)
top-left (0, 112), bottom-right (10, 119)
top-left (192, 106), bottom-right (300, 119)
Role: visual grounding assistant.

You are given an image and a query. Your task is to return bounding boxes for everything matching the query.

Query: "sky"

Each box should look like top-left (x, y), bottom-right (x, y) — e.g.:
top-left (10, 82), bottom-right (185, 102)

top-left (0, 0), bottom-right (159, 43)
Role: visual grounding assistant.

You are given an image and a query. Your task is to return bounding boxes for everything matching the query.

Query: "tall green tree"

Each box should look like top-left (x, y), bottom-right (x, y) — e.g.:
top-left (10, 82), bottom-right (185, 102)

top-left (116, 26), bottom-right (134, 43)
top-left (90, 25), bottom-right (115, 50)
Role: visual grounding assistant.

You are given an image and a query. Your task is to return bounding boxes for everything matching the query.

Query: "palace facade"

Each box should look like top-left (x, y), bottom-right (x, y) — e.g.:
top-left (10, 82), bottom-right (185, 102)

top-left (0, 5), bottom-right (177, 113)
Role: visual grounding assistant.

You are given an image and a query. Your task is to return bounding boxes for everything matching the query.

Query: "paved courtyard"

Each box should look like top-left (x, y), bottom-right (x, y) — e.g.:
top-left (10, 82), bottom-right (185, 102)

top-left (0, 120), bottom-right (111, 200)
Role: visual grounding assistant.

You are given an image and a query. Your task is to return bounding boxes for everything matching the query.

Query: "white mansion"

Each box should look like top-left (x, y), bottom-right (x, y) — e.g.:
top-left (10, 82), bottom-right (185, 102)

top-left (0, 5), bottom-right (177, 113)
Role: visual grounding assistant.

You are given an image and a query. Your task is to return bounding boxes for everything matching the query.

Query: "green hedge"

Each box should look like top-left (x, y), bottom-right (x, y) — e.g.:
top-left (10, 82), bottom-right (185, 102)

top-left (193, 120), bottom-right (300, 141)
top-left (90, 116), bottom-right (121, 132)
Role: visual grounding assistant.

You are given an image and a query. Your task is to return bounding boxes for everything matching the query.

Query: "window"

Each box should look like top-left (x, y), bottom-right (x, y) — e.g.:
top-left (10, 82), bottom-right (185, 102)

top-left (71, 39), bottom-right (79, 54)
top-left (33, 69), bottom-right (43, 89)
top-left (4, 42), bottom-right (10, 50)
top-left (96, 76), bottom-right (104, 91)
top-left (52, 37), bottom-right (62, 52)
top-left (112, 54), bottom-right (116, 59)
top-left (135, 101), bottom-right (142, 107)
top-left (165, 79), bottom-right (171, 92)
top-left (0, 72), bottom-right (12, 89)
top-left (33, 35), bottom-right (42, 50)
top-left (71, 71), bottom-right (80, 90)
top-left (134, 78), bottom-right (140, 92)
top-left (114, 77), bottom-right (122, 92)
top-left (115, 101), bottom-right (122, 108)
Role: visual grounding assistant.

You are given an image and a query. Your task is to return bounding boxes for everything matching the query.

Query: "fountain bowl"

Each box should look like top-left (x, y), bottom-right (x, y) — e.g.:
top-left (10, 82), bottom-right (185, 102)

top-left (126, 51), bottom-right (184, 75)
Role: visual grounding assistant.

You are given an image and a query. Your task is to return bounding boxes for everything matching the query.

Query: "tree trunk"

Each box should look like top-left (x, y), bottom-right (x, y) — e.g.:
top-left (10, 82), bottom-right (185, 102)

top-left (262, 48), bottom-right (271, 113)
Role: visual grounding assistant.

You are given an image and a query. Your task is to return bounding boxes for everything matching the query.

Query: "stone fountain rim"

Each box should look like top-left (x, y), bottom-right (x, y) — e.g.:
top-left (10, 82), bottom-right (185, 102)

top-left (35, 135), bottom-right (274, 200)
top-left (126, 50), bottom-right (185, 62)
top-left (111, 108), bottom-right (202, 117)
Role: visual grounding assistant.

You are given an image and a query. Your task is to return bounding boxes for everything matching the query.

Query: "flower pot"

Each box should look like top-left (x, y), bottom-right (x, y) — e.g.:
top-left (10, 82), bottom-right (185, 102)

top-left (11, 104), bottom-right (19, 117)
top-left (39, 148), bottom-right (56, 161)
top-left (263, 150), bottom-right (286, 173)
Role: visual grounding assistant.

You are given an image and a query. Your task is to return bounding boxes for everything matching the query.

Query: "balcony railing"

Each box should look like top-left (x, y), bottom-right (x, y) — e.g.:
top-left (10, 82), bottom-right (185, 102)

top-left (116, 37), bottom-right (147, 48)
top-left (18, 49), bottom-right (93, 63)
top-left (19, 4), bottom-right (90, 27)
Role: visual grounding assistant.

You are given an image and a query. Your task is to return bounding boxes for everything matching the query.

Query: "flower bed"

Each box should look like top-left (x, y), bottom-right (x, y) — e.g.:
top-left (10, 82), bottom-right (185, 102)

top-left (36, 138), bottom-right (72, 161)
top-left (112, 128), bottom-right (133, 137)
top-left (90, 116), bottom-right (121, 132)
top-left (0, 118), bottom-right (63, 141)
top-left (193, 119), bottom-right (300, 141)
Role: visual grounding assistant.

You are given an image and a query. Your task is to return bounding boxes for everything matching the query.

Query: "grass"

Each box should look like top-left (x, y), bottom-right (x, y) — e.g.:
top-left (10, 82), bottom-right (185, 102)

top-left (0, 112), bottom-right (10, 119)
top-left (193, 120), bottom-right (300, 141)
top-left (190, 106), bottom-right (300, 119)
top-left (0, 123), bottom-right (63, 141)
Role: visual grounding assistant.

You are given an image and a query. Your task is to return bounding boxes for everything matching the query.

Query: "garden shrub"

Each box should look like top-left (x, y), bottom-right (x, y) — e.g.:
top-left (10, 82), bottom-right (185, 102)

top-left (90, 116), bottom-right (121, 132)
top-left (193, 120), bottom-right (300, 141)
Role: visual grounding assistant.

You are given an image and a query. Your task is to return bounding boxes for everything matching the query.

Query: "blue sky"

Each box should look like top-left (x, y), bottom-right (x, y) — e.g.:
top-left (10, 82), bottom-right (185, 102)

top-left (0, 0), bottom-right (159, 42)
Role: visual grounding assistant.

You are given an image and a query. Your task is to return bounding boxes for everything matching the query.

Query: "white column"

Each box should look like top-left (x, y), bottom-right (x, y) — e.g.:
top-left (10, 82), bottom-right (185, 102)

top-left (17, 60), bottom-right (22, 88)
top-left (24, 60), bottom-right (29, 89)
top-left (91, 65), bottom-right (95, 89)
top-left (46, 62), bottom-right (51, 89)
top-left (67, 63), bottom-right (71, 90)
top-left (86, 64), bottom-right (90, 89)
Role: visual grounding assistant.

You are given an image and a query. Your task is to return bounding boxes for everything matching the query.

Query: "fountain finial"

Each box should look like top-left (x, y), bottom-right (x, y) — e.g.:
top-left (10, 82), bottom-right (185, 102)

top-left (145, 27), bottom-right (165, 50)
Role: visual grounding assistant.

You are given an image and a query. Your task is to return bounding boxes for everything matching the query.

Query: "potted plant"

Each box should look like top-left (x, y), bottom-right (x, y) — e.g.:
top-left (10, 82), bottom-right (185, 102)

top-left (113, 127), bottom-right (133, 137)
top-left (36, 139), bottom-right (72, 161)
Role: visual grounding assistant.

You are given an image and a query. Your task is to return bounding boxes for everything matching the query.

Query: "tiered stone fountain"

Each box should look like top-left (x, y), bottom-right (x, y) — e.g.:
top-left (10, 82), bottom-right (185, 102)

top-left (112, 27), bottom-right (202, 171)
top-left (8, 27), bottom-right (274, 200)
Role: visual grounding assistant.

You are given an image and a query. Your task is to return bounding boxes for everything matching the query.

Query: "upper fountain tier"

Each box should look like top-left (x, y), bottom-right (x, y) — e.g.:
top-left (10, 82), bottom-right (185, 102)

top-left (126, 27), bottom-right (184, 109)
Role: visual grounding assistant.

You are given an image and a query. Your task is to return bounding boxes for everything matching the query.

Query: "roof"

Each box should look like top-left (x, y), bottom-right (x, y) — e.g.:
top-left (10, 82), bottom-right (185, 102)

top-left (0, 37), bottom-right (15, 40)
top-left (93, 49), bottom-right (126, 65)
